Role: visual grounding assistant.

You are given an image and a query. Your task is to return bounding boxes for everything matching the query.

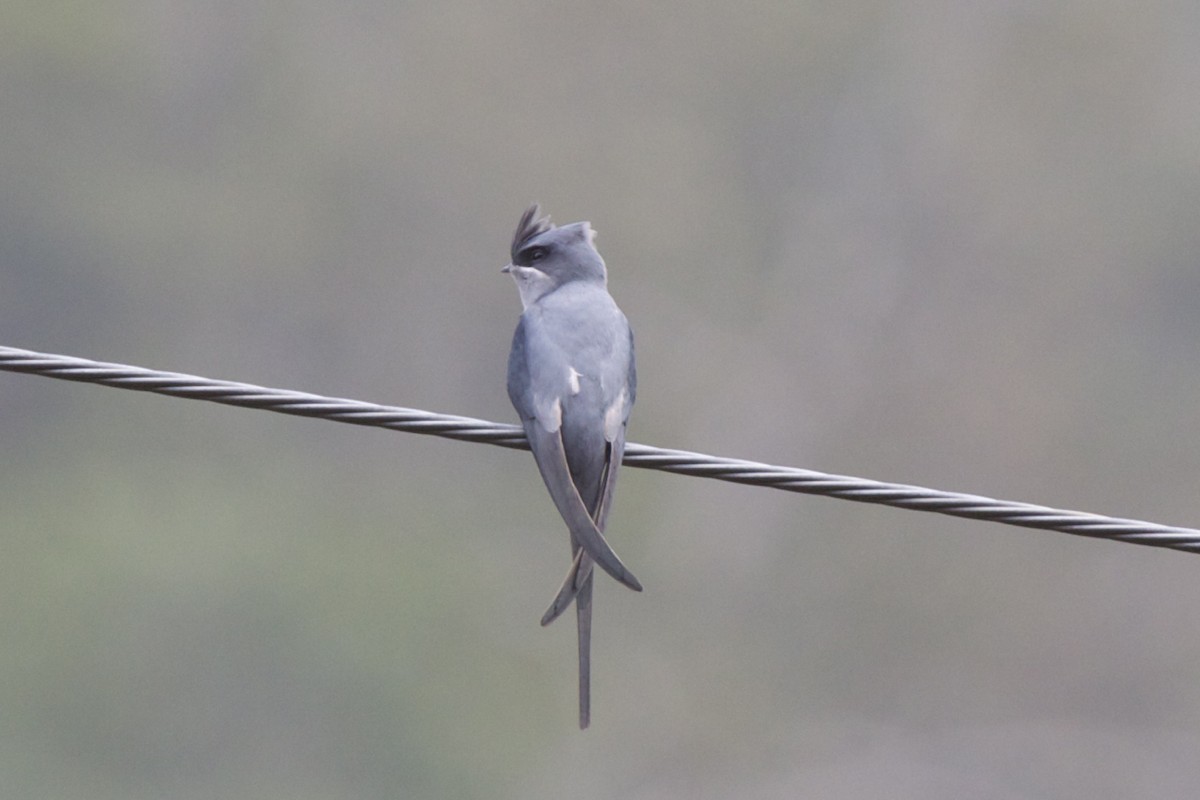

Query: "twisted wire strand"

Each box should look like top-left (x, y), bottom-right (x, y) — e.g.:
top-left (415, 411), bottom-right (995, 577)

top-left (3, 344), bottom-right (1197, 555)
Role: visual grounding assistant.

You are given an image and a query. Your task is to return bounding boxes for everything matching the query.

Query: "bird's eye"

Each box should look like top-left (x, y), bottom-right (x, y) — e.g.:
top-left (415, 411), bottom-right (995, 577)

top-left (526, 247), bottom-right (547, 262)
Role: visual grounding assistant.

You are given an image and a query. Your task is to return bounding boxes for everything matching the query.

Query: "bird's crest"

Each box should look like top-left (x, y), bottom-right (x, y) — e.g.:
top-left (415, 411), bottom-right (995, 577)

top-left (511, 204), bottom-right (554, 262)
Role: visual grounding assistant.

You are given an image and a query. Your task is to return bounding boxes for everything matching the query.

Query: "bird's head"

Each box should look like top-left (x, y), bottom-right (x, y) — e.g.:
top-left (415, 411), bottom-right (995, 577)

top-left (503, 204), bottom-right (606, 308)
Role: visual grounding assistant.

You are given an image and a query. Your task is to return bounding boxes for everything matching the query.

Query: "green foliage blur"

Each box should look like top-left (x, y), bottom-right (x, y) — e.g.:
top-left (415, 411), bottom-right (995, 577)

top-left (3, 2), bottom-right (1200, 798)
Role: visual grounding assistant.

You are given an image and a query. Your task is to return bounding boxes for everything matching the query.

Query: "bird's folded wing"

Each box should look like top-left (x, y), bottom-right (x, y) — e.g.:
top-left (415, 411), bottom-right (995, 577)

top-left (541, 549), bottom-right (592, 626)
top-left (541, 428), bottom-right (625, 625)
top-left (526, 423), bottom-right (642, 592)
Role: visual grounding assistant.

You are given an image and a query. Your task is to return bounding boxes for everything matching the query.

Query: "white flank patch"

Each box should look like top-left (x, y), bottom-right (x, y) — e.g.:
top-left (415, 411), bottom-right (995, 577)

top-left (604, 388), bottom-right (629, 440)
top-left (538, 397), bottom-right (563, 432)
top-left (567, 367), bottom-right (583, 395)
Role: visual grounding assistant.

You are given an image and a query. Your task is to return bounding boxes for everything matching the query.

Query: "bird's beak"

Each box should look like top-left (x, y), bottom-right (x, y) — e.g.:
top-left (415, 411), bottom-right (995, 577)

top-left (501, 263), bottom-right (513, 274)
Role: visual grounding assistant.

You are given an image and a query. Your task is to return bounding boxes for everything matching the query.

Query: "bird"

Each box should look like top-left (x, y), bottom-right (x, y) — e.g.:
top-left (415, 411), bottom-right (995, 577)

top-left (503, 204), bottom-right (640, 729)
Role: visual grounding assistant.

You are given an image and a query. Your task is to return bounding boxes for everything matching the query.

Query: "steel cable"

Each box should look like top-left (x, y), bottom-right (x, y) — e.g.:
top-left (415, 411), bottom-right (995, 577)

top-left (3, 344), bottom-right (1197, 554)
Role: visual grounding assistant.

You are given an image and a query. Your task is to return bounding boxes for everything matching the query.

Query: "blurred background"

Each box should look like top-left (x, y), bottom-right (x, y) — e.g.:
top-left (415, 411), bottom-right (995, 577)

top-left (3, 1), bottom-right (1200, 797)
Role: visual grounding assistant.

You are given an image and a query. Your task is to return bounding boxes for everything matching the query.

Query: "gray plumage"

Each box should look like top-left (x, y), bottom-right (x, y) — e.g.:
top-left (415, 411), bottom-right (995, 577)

top-left (504, 204), bottom-right (639, 729)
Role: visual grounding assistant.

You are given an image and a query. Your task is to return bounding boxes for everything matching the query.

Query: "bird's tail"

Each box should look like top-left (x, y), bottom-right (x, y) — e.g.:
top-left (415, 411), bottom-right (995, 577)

top-left (575, 567), bottom-right (594, 729)
top-left (542, 546), bottom-right (598, 727)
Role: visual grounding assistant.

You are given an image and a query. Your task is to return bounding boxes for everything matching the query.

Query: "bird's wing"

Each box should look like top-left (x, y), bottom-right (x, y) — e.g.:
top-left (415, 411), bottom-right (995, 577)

top-left (540, 320), bottom-right (635, 625)
top-left (508, 315), bottom-right (642, 593)
top-left (542, 543), bottom-right (589, 626)
top-left (540, 426), bottom-right (626, 626)
top-left (524, 421), bottom-right (641, 592)
top-left (541, 395), bottom-right (627, 729)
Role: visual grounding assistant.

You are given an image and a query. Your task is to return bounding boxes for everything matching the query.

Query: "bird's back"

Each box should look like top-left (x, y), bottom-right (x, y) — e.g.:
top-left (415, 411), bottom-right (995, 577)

top-left (509, 282), bottom-right (635, 514)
